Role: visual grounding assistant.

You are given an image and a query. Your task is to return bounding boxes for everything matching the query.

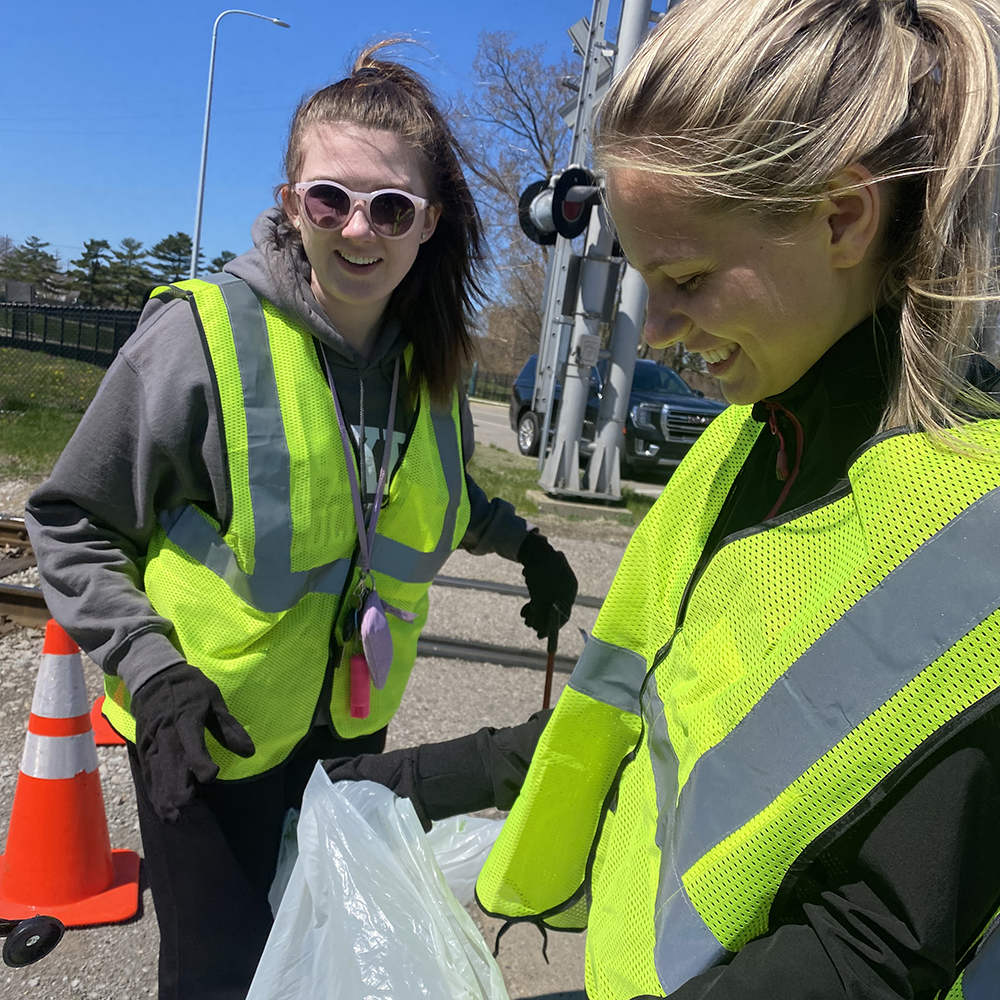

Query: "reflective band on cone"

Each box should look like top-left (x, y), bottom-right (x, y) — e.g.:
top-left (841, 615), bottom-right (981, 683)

top-left (0, 620), bottom-right (140, 926)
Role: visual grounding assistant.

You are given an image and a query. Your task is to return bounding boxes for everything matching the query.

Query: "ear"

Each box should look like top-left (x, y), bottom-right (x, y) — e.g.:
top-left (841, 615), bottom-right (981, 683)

top-left (280, 184), bottom-right (301, 229)
top-left (420, 203), bottom-right (442, 243)
top-left (822, 164), bottom-right (881, 269)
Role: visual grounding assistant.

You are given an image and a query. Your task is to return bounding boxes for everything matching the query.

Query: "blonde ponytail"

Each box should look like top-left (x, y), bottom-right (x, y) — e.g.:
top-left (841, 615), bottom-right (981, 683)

top-left (596, 0), bottom-right (1000, 443)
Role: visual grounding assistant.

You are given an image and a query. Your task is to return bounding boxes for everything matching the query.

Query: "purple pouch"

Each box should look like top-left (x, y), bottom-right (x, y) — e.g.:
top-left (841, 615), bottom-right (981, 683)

top-left (360, 591), bottom-right (394, 690)
top-left (359, 590), bottom-right (417, 690)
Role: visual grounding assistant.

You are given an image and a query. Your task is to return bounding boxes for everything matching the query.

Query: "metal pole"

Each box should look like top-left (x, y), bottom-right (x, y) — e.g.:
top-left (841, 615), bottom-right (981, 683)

top-left (190, 10), bottom-right (290, 280)
top-left (538, 0), bottom-right (613, 494)
top-left (584, 0), bottom-right (655, 498)
top-left (539, 209), bottom-right (616, 494)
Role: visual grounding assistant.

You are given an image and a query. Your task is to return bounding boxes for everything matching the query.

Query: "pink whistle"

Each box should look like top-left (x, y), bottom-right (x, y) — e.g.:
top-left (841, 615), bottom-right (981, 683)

top-left (350, 654), bottom-right (371, 719)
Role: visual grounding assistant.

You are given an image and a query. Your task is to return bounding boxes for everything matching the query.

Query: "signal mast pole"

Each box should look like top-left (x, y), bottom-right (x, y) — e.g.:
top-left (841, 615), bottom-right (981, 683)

top-left (536, 0), bottom-right (658, 500)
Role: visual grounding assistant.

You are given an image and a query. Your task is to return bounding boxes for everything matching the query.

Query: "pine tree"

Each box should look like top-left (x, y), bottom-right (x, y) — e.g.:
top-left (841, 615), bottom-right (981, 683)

top-left (1, 236), bottom-right (63, 297)
top-left (210, 250), bottom-right (237, 272)
top-left (149, 232), bottom-right (204, 283)
top-left (108, 238), bottom-right (153, 309)
top-left (68, 239), bottom-right (114, 306)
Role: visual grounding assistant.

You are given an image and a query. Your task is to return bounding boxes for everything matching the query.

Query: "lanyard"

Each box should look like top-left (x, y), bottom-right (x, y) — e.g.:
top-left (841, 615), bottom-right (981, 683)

top-left (320, 349), bottom-right (401, 585)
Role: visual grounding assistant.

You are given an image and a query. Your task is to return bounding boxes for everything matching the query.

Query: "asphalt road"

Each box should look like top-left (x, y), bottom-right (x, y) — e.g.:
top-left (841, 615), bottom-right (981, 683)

top-left (1, 457), bottom-right (636, 997)
top-left (469, 398), bottom-right (667, 500)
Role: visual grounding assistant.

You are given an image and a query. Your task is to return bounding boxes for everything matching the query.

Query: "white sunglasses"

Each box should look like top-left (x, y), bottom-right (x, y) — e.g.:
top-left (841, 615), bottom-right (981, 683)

top-left (293, 179), bottom-right (430, 239)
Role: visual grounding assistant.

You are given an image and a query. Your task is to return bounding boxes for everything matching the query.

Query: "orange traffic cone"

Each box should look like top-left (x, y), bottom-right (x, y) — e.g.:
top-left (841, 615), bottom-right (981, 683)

top-left (90, 696), bottom-right (126, 747)
top-left (0, 620), bottom-right (140, 925)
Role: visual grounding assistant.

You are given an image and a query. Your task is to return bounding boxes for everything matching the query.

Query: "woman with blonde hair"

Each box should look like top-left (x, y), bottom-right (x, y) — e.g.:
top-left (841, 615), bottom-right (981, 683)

top-left (465, 0), bottom-right (1000, 995)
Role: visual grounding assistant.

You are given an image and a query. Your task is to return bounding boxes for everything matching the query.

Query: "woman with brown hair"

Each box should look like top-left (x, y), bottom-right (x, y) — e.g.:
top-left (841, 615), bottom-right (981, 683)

top-left (24, 42), bottom-right (577, 999)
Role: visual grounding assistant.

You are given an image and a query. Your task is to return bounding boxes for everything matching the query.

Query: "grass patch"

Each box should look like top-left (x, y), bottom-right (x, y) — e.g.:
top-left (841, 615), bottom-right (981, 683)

top-left (621, 486), bottom-right (658, 523)
top-left (0, 408), bottom-right (85, 478)
top-left (468, 443), bottom-right (661, 527)
top-left (0, 347), bottom-right (106, 478)
top-left (1, 346), bottom-right (106, 414)
top-left (468, 444), bottom-right (542, 515)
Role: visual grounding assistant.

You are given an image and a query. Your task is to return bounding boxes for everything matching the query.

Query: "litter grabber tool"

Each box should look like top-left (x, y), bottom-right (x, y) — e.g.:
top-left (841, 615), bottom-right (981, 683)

top-left (0, 914), bottom-right (64, 968)
top-left (542, 606), bottom-right (561, 710)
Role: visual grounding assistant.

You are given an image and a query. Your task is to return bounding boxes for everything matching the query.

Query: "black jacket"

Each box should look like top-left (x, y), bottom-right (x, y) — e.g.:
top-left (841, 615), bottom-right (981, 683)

top-left (334, 314), bottom-right (1000, 999)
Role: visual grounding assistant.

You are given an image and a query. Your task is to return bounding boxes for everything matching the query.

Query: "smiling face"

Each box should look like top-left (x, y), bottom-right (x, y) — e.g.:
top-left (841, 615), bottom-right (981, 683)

top-left (606, 167), bottom-right (882, 404)
top-left (283, 122), bottom-right (440, 351)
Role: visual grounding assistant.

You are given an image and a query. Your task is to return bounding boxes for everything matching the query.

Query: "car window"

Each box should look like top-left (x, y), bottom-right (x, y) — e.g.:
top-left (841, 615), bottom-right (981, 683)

top-left (632, 363), bottom-right (695, 396)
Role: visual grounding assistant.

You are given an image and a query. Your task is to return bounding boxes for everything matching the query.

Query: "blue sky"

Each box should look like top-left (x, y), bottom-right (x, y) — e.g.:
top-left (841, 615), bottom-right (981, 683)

top-left (3, 0), bottom-right (595, 268)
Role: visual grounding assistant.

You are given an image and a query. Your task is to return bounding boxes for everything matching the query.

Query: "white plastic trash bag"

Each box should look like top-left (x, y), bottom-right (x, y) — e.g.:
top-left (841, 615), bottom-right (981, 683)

top-left (247, 763), bottom-right (510, 1000)
top-left (425, 814), bottom-right (505, 907)
top-left (268, 800), bottom-right (504, 916)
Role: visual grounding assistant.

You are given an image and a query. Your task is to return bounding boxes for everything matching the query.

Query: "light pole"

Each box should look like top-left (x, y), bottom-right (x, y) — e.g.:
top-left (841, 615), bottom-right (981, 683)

top-left (190, 9), bottom-right (290, 279)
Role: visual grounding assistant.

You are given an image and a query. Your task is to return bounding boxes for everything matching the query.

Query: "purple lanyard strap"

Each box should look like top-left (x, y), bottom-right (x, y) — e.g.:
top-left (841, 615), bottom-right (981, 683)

top-left (321, 350), bottom-right (401, 585)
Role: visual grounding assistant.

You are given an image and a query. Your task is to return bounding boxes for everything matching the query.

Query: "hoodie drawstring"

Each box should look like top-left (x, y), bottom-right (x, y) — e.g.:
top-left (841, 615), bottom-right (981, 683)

top-left (764, 400), bottom-right (804, 520)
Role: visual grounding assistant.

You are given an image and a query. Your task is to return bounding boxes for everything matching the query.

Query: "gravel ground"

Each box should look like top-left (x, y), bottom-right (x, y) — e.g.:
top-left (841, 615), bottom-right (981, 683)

top-left (0, 531), bottom-right (630, 1000)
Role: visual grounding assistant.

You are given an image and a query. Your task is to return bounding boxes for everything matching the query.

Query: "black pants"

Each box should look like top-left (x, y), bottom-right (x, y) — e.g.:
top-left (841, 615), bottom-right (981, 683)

top-left (128, 725), bottom-right (388, 1000)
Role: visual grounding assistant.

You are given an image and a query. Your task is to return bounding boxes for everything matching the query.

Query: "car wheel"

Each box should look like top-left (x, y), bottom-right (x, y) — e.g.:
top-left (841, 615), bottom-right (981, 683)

top-left (517, 411), bottom-right (540, 457)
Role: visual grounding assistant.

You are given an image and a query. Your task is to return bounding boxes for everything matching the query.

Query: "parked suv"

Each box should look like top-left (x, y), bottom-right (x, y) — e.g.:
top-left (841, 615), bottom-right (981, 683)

top-left (509, 354), bottom-right (727, 474)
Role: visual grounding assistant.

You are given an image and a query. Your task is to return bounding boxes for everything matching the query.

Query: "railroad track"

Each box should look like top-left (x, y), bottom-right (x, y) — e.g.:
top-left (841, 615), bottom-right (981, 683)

top-left (0, 517), bottom-right (600, 671)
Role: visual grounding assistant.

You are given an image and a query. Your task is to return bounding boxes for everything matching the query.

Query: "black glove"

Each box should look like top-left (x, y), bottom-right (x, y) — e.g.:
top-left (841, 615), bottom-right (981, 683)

top-left (324, 746), bottom-right (432, 831)
top-left (516, 531), bottom-right (578, 639)
top-left (323, 710), bottom-right (555, 832)
top-left (131, 663), bottom-right (255, 822)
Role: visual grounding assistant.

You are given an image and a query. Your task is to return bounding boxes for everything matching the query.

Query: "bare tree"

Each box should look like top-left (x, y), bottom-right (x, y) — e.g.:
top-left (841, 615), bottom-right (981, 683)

top-left (456, 32), bottom-right (580, 370)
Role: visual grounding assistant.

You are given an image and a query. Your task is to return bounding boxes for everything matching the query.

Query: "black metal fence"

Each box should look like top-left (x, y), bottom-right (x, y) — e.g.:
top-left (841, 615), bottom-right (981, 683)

top-left (0, 302), bottom-right (142, 369)
top-left (467, 364), bottom-right (514, 403)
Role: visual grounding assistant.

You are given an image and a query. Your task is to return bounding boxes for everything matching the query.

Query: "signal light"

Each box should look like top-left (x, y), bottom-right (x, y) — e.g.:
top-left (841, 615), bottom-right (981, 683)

top-left (518, 168), bottom-right (602, 245)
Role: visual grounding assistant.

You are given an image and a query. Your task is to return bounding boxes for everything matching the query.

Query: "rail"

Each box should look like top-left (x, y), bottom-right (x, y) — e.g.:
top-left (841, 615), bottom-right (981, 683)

top-left (0, 518), bottom-right (601, 672)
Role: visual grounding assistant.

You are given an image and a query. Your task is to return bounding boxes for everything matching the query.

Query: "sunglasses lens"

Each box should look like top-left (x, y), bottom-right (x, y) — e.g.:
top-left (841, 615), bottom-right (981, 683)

top-left (303, 184), bottom-right (351, 229)
top-left (369, 192), bottom-right (417, 237)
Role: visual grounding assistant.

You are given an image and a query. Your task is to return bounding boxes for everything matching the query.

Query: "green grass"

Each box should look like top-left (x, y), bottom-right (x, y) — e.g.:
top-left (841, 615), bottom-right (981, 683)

top-left (468, 444), bottom-right (542, 514)
top-left (0, 347), bottom-right (106, 477)
top-left (468, 443), bottom-right (659, 526)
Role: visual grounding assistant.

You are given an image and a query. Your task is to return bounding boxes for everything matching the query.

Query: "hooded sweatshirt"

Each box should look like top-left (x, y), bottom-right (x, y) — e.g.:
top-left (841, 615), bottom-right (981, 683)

top-left (24, 209), bottom-right (532, 697)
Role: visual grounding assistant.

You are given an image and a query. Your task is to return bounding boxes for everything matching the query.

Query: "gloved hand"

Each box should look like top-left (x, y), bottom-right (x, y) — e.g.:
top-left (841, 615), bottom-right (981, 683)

top-left (324, 710), bottom-right (555, 833)
top-left (516, 531), bottom-right (578, 639)
top-left (131, 663), bottom-right (255, 822)
top-left (323, 746), bottom-right (431, 831)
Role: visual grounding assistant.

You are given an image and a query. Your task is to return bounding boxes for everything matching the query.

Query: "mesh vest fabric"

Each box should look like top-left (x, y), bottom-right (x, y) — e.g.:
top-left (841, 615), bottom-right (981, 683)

top-left (477, 407), bottom-right (758, 937)
top-left (103, 279), bottom-right (470, 777)
top-left (479, 404), bottom-right (1000, 1000)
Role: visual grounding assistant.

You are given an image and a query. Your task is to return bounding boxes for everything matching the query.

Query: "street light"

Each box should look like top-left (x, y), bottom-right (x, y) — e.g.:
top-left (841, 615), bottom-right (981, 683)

top-left (190, 9), bottom-right (290, 279)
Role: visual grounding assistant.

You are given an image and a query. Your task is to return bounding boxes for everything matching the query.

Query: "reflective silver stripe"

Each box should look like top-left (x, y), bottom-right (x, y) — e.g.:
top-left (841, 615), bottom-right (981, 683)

top-left (212, 274), bottom-right (295, 579)
top-left (21, 732), bottom-right (99, 779)
top-left (159, 507), bottom-right (352, 614)
top-left (963, 923), bottom-right (1000, 999)
top-left (160, 275), bottom-right (350, 613)
top-left (369, 404), bottom-right (465, 583)
top-left (161, 277), bottom-right (463, 607)
top-left (672, 484), bottom-right (1000, 878)
top-left (647, 672), bottom-right (732, 990)
top-left (31, 653), bottom-right (89, 718)
top-left (568, 636), bottom-right (646, 713)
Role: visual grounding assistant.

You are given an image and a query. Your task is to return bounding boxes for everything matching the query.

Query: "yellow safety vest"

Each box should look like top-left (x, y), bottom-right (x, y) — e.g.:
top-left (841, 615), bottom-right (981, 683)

top-left (104, 275), bottom-right (471, 778)
top-left (478, 404), bottom-right (1000, 998)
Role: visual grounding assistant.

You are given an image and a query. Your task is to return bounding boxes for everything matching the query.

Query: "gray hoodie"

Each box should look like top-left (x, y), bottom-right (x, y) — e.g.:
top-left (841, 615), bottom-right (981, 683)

top-left (25, 210), bottom-right (531, 697)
